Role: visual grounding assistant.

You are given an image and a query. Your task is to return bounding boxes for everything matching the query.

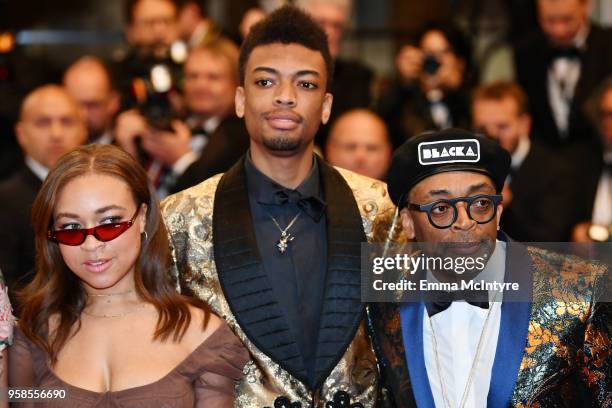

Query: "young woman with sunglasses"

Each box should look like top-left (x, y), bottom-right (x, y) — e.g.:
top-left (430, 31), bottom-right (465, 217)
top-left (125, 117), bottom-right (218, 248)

top-left (8, 144), bottom-right (249, 407)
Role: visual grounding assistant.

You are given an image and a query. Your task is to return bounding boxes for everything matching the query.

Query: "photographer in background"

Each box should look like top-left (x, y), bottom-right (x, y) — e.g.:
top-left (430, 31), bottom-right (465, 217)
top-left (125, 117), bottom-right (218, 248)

top-left (572, 79), bottom-right (612, 242)
top-left (378, 23), bottom-right (472, 148)
top-left (114, 0), bottom-right (187, 111)
top-left (115, 40), bottom-right (248, 197)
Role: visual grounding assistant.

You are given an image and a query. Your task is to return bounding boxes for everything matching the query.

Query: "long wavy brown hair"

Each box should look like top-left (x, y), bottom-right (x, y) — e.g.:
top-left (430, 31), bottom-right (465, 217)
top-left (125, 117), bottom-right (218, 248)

top-left (19, 144), bottom-right (209, 364)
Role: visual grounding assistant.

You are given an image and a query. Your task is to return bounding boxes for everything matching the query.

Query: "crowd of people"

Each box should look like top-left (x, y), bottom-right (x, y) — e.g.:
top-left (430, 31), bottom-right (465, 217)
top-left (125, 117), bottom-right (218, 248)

top-left (0, 0), bottom-right (610, 407)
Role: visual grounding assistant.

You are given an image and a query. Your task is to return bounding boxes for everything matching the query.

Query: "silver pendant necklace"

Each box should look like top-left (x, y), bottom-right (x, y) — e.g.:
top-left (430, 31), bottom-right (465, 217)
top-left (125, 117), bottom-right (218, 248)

top-left (269, 212), bottom-right (300, 254)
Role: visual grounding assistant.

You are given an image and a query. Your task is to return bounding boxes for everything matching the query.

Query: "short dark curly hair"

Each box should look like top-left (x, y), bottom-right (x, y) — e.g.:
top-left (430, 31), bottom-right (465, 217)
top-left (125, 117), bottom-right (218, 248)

top-left (238, 5), bottom-right (334, 89)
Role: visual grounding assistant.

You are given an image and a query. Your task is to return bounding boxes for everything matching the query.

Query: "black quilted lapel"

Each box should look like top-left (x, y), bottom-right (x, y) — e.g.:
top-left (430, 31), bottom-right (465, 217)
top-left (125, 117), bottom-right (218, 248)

top-left (213, 158), bottom-right (309, 383)
top-left (311, 162), bottom-right (367, 389)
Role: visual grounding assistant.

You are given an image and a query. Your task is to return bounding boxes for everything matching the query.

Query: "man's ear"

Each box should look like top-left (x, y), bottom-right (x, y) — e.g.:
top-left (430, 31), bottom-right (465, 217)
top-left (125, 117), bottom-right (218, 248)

top-left (519, 113), bottom-right (532, 138)
top-left (495, 203), bottom-right (503, 228)
top-left (321, 92), bottom-right (333, 125)
top-left (108, 91), bottom-right (121, 117)
top-left (125, 25), bottom-right (135, 46)
top-left (14, 121), bottom-right (26, 149)
top-left (400, 208), bottom-right (416, 240)
top-left (235, 86), bottom-right (245, 118)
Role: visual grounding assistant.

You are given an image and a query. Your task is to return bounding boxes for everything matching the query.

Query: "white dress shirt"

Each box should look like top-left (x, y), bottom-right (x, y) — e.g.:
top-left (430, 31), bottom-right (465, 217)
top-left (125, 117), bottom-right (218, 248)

top-left (506, 137), bottom-right (531, 185)
top-left (547, 25), bottom-right (589, 136)
top-left (423, 241), bottom-right (506, 408)
top-left (591, 153), bottom-right (612, 226)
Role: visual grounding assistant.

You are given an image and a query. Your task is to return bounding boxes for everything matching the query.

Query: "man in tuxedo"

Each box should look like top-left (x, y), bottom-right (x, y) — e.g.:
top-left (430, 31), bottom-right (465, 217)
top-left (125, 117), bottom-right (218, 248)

top-left (514, 0), bottom-right (612, 146)
top-left (572, 79), bottom-right (612, 242)
top-left (113, 0), bottom-right (183, 111)
top-left (161, 6), bottom-right (395, 407)
top-left (0, 85), bottom-right (87, 307)
top-left (370, 128), bottom-right (610, 407)
top-left (63, 56), bottom-right (120, 145)
top-left (115, 40), bottom-right (249, 196)
top-left (472, 81), bottom-right (576, 241)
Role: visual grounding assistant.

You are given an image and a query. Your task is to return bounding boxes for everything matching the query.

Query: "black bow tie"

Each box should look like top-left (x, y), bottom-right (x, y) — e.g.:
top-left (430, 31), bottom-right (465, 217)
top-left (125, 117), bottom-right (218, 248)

top-left (272, 189), bottom-right (326, 222)
top-left (425, 289), bottom-right (489, 317)
top-left (550, 46), bottom-right (581, 61)
top-left (189, 125), bottom-right (209, 138)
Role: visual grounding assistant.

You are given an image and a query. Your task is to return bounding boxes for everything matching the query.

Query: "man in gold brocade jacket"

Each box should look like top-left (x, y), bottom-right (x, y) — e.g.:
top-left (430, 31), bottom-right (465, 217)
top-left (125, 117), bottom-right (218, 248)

top-left (161, 6), bottom-right (395, 407)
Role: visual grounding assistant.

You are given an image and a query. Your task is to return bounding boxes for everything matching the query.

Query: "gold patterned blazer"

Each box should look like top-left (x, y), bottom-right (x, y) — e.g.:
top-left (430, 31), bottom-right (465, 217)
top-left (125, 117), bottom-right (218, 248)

top-left (161, 157), bottom-right (396, 407)
top-left (369, 234), bottom-right (611, 407)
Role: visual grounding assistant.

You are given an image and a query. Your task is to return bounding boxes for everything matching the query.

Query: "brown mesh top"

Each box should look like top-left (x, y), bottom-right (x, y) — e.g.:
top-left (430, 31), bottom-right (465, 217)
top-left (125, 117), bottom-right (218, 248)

top-left (8, 322), bottom-right (250, 407)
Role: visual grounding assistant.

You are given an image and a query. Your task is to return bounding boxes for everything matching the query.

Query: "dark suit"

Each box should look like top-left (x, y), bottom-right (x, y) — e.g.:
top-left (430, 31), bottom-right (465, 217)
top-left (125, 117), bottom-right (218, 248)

top-left (370, 234), bottom-right (611, 407)
top-left (572, 144), bottom-right (606, 226)
top-left (161, 158), bottom-right (395, 407)
top-left (0, 165), bottom-right (42, 308)
top-left (170, 115), bottom-right (249, 194)
top-left (515, 24), bottom-right (612, 146)
top-left (501, 140), bottom-right (578, 241)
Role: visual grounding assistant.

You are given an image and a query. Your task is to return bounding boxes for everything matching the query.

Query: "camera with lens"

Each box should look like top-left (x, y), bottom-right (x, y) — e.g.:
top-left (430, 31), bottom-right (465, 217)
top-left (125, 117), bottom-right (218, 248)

top-left (131, 63), bottom-right (179, 132)
top-left (422, 54), bottom-right (441, 75)
top-left (129, 40), bottom-right (187, 131)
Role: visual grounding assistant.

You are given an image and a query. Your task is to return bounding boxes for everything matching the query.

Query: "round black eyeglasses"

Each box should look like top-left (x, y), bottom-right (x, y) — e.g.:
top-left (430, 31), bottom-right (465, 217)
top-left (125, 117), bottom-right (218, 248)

top-left (407, 194), bottom-right (502, 229)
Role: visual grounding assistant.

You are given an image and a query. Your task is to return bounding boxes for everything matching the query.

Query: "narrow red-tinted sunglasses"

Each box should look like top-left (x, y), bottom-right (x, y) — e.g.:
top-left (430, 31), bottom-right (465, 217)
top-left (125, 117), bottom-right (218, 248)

top-left (47, 208), bottom-right (141, 246)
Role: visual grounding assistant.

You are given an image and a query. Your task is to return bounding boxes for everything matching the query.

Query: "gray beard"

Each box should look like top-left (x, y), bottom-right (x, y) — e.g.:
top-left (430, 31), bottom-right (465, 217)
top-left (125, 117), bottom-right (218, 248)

top-left (263, 136), bottom-right (300, 151)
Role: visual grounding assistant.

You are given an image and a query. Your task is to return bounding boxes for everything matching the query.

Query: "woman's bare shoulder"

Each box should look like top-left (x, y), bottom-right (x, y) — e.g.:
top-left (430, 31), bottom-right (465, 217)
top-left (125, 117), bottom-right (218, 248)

top-left (185, 305), bottom-right (224, 346)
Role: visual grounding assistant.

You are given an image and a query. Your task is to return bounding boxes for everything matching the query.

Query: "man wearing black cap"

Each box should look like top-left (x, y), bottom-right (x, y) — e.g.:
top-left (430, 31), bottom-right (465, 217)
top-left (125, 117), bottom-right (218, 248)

top-left (370, 128), bottom-right (610, 407)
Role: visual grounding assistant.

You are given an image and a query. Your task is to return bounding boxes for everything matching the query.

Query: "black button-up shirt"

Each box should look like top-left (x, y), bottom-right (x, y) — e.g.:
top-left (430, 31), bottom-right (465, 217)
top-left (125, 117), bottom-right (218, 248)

top-left (245, 154), bottom-right (327, 385)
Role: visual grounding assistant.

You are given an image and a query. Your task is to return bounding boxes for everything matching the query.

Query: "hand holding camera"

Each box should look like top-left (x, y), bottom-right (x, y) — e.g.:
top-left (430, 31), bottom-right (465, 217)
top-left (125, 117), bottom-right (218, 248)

top-left (141, 119), bottom-right (192, 167)
top-left (396, 45), bottom-right (425, 85)
top-left (395, 43), bottom-right (464, 92)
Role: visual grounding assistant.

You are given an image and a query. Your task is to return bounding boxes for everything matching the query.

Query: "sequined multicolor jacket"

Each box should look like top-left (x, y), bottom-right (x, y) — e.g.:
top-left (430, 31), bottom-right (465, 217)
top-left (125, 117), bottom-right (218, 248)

top-left (370, 237), bottom-right (611, 407)
top-left (161, 158), bottom-right (396, 408)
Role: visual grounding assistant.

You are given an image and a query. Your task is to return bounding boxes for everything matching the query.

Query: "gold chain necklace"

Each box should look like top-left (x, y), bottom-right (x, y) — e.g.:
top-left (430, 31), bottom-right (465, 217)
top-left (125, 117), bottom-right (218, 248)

top-left (428, 291), bottom-right (499, 408)
top-left (86, 289), bottom-right (135, 297)
top-left (82, 303), bottom-right (148, 318)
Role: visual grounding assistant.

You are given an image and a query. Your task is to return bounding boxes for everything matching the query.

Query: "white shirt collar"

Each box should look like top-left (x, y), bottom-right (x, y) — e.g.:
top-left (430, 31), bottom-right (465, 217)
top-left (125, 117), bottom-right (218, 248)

top-left (204, 116), bottom-right (220, 134)
top-left (186, 115), bottom-right (221, 134)
top-left (25, 156), bottom-right (49, 182)
top-left (511, 137), bottom-right (531, 170)
top-left (574, 22), bottom-right (590, 51)
top-left (92, 130), bottom-right (113, 145)
top-left (189, 21), bottom-right (210, 47)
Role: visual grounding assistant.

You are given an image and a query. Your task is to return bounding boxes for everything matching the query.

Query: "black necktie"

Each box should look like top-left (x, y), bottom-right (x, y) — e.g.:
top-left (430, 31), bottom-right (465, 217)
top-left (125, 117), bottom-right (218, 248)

top-left (273, 189), bottom-right (326, 222)
top-left (425, 289), bottom-right (489, 317)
